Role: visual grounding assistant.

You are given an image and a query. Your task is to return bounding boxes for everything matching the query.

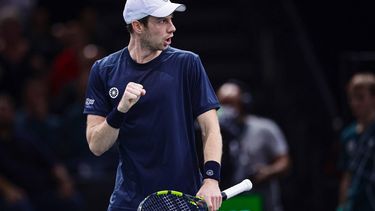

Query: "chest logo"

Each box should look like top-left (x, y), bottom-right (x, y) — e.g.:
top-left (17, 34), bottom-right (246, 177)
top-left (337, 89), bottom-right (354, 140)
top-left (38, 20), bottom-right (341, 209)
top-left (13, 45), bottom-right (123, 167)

top-left (109, 87), bottom-right (119, 99)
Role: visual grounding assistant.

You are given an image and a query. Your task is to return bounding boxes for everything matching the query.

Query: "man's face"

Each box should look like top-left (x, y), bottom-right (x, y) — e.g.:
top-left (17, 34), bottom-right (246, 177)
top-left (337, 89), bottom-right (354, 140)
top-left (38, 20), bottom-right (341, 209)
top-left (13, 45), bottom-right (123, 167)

top-left (348, 87), bottom-right (375, 120)
top-left (139, 15), bottom-right (176, 51)
top-left (217, 83), bottom-right (243, 115)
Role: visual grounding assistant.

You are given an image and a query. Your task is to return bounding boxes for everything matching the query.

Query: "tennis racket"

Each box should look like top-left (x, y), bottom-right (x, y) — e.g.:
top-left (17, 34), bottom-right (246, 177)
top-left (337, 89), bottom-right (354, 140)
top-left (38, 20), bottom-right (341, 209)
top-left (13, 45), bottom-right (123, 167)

top-left (137, 179), bottom-right (252, 211)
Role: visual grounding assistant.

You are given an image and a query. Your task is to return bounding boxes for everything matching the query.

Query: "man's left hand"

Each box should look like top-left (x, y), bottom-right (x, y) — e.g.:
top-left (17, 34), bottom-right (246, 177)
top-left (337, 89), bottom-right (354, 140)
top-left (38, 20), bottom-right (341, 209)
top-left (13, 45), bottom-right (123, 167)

top-left (196, 179), bottom-right (222, 211)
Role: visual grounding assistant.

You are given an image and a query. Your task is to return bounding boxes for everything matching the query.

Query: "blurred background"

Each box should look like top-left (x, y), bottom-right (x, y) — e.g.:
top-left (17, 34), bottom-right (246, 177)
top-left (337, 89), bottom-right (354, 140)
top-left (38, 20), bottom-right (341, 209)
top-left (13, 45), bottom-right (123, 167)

top-left (0, 0), bottom-right (374, 210)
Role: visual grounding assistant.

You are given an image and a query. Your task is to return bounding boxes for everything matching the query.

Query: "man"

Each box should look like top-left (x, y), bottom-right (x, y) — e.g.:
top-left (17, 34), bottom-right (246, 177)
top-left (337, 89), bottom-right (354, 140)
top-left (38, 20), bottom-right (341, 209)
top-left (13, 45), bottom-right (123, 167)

top-left (337, 72), bottom-right (375, 211)
top-left (83, 0), bottom-right (223, 210)
top-left (217, 80), bottom-right (290, 211)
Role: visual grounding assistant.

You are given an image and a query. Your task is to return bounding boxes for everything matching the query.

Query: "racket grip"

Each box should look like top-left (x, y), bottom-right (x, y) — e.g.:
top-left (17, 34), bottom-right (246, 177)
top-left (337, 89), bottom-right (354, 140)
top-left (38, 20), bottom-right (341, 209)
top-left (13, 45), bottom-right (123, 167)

top-left (221, 179), bottom-right (253, 200)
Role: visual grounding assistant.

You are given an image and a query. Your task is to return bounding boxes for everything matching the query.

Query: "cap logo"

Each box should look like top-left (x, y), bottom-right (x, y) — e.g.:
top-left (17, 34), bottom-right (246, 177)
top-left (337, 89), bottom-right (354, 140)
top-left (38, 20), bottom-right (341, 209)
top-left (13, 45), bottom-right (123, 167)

top-left (109, 87), bottom-right (119, 99)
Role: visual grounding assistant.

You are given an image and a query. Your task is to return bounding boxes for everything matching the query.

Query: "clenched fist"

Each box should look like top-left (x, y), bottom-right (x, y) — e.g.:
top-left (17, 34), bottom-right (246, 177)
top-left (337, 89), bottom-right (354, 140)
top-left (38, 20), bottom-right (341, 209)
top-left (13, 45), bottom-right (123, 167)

top-left (117, 82), bottom-right (146, 113)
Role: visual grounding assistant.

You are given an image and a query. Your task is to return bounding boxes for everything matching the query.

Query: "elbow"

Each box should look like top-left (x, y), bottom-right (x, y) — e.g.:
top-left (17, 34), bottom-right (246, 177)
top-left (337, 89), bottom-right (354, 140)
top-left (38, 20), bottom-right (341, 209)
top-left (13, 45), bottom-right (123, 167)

top-left (281, 155), bottom-right (292, 175)
top-left (87, 129), bottom-right (105, 156)
top-left (89, 145), bottom-right (105, 156)
top-left (88, 141), bottom-right (105, 156)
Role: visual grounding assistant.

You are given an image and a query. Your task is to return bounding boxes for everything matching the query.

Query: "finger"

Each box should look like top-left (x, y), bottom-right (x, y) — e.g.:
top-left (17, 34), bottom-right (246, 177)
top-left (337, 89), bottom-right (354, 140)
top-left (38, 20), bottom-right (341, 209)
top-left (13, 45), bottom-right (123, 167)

top-left (218, 195), bottom-right (222, 209)
top-left (129, 82), bottom-right (144, 89)
top-left (130, 83), bottom-right (146, 95)
top-left (212, 197), bottom-right (218, 211)
top-left (215, 194), bottom-right (221, 209)
top-left (127, 86), bottom-right (143, 96)
top-left (128, 84), bottom-right (146, 96)
top-left (133, 83), bottom-right (144, 89)
top-left (205, 198), bottom-right (213, 211)
top-left (124, 91), bottom-right (138, 100)
top-left (198, 194), bottom-right (211, 210)
top-left (213, 195), bottom-right (221, 211)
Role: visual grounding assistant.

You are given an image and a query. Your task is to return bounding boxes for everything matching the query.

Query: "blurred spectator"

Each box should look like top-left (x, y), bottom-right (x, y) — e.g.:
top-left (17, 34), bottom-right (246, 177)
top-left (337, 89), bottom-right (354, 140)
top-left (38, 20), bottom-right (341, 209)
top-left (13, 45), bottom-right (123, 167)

top-left (78, 6), bottom-right (100, 44)
top-left (0, 1), bottom-right (36, 22)
top-left (49, 21), bottom-right (88, 98)
top-left (57, 69), bottom-right (117, 211)
top-left (0, 93), bottom-right (82, 211)
top-left (58, 70), bottom-right (117, 181)
top-left (38, 0), bottom-right (86, 23)
top-left (15, 77), bottom-right (61, 154)
top-left (48, 19), bottom-right (104, 113)
top-left (0, 7), bottom-right (34, 104)
top-left (27, 6), bottom-right (60, 75)
top-left (217, 80), bottom-right (291, 211)
top-left (57, 70), bottom-right (91, 176)
top-left (337, 72), bottom-right (375, 211)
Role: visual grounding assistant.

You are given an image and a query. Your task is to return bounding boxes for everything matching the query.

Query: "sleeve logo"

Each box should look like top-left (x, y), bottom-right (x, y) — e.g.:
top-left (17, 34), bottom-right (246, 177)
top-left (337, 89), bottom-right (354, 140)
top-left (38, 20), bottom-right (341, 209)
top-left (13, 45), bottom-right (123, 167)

top-left (109, 87), bottom-right (119, 99)
top-left (85, 98), bottom-right (95, 106)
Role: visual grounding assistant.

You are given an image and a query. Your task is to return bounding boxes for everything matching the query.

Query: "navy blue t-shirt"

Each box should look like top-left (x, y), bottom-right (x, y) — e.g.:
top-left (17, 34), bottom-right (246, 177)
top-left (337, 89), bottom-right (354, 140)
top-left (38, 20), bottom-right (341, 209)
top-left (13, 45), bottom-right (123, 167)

top-left (83, 47), bottom-right (220, 210)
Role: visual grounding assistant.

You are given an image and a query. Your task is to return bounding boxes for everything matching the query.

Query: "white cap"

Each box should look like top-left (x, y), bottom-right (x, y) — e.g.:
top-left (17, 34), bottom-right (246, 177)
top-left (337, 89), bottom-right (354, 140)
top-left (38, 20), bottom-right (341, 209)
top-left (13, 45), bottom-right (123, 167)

top-left (123, 0), bottom-right (186, 24)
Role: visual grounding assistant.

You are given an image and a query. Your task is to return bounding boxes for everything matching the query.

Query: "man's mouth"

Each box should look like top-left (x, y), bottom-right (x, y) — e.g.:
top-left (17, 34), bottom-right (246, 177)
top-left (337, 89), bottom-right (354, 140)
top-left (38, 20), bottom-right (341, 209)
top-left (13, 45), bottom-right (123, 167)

top-left (164, 37), bottom-right (172, 46)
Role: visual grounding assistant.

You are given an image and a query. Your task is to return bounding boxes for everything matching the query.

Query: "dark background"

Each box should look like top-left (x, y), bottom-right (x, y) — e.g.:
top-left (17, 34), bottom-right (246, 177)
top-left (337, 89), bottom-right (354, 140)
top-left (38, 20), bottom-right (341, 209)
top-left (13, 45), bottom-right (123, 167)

top-left (2, 0), bottom-right (375, 210)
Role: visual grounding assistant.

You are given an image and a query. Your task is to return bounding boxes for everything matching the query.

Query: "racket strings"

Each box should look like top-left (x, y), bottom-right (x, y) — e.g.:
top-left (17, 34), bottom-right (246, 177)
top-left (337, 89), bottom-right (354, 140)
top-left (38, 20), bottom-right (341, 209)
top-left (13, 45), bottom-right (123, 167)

top-left (140, 194), bottom-right (199, 210)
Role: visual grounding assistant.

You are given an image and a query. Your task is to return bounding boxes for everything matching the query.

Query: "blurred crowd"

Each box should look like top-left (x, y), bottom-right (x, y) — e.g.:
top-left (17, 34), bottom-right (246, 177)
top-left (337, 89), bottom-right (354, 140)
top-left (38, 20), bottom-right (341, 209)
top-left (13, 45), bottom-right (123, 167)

top-left (0, 2), bottom-right (118, 211)
top-left (0, 1), bottom-right (375, 211)
top-left (0, 2), bottom-right (293, 210)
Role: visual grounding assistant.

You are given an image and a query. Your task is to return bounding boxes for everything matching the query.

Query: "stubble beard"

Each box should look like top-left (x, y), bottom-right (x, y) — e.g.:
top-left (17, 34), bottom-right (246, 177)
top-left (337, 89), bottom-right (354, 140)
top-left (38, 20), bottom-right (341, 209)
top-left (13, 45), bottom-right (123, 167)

top-left (140, 32), bottom-right (165, 51)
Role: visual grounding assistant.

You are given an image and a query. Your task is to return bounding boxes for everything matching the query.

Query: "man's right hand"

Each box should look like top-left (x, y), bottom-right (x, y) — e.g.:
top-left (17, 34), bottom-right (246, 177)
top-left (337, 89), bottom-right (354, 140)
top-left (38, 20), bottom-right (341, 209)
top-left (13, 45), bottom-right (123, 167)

top-left (117, 82), bottom-right (146, 113)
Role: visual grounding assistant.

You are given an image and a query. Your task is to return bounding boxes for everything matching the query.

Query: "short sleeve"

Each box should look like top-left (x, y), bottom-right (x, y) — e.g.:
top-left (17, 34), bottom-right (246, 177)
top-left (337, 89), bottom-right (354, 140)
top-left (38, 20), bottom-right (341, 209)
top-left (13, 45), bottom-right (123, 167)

top-left (189, 55), bottom-right (220, 118)
top-left (337, 132), bottom-right (350, 171)
top-left (263, 121), bottom-right (289, 158)
top-left (337, 124), bottom-right (357, 171)
top-left (83, 61), bottom-right (111, 117)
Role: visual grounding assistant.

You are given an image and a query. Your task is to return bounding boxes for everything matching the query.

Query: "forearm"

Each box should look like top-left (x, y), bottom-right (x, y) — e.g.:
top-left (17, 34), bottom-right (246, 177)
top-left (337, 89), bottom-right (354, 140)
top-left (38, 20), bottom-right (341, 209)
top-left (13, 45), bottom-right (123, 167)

top-left (87, 117), bottom-right (119, 156)
top-left (202, 130), bottom-right (222, 163)
top-left (267, 155), bottom-right (290, 176)
top-left (255, 155), bottom-right (290, 183)
top-left (198, 109), bottom-right (222, 163)
top-left (196, 110), bottom-right (223, 211)
top-left (338, 172), bottom-right (351, 205)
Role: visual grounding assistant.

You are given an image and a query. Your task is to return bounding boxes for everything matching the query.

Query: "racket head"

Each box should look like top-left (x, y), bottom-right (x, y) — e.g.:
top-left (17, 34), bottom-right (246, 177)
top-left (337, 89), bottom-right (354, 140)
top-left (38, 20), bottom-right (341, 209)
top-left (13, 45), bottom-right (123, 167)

top-left (138, 190), bottom-right (208, 211)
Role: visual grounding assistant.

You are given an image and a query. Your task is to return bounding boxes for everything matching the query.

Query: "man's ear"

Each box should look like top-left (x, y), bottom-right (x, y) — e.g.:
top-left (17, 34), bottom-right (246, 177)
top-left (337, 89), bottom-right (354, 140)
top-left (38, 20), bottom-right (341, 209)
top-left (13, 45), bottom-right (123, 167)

top-left (131, 21), bottom-right (143, 34)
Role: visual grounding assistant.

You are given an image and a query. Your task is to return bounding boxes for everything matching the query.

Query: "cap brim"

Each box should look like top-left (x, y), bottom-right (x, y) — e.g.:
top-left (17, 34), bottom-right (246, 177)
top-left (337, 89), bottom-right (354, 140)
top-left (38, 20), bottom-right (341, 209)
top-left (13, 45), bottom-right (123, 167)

top-left (150, 3), bottom-right (186, 17)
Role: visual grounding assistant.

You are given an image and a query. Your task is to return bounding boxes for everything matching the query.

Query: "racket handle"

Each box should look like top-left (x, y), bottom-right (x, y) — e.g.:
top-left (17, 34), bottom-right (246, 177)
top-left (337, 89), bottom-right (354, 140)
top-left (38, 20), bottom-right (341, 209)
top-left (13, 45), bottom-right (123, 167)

top-left (221, 179), bottom-right (253, 200)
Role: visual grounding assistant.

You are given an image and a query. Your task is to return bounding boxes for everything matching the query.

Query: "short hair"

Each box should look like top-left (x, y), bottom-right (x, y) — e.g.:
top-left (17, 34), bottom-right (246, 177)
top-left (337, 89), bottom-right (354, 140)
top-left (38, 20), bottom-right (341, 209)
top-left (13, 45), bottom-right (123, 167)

top-left (347, 72), bottom-right (375, 96)
top-left (225, 79), bottom-right (253, 106)
top-left (126, 16), bottom-right (150, 34)
top-left (219, 79), bottom-right (253, 113)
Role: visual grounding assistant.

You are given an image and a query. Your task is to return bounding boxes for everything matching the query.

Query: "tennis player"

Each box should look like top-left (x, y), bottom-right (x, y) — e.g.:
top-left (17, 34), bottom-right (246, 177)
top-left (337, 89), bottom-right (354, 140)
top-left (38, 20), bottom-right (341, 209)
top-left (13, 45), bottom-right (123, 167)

top-left (83, 0), bottom-right (223, 210)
